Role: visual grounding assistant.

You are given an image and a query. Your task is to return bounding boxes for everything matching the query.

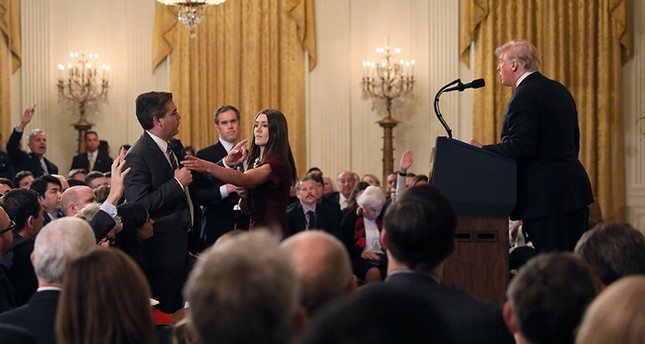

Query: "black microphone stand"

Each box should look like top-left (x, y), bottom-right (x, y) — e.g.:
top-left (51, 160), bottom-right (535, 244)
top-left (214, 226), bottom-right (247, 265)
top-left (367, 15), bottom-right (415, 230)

top-left (433, 79), bottom-right (462, 138)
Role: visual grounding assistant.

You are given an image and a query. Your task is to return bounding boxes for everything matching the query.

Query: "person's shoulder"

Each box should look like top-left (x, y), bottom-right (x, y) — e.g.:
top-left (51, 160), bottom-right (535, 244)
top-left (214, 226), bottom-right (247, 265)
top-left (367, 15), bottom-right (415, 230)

top-left (286, 201), bottom-right (301, 213)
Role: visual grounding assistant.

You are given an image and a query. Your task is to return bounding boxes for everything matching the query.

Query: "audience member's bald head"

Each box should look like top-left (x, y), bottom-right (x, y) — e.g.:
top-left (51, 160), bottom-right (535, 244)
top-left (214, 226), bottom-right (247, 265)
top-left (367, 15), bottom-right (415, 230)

top-left (60, 186), bottom-right (97, 216)
top-left (281, 230), bottom-right (355, 314)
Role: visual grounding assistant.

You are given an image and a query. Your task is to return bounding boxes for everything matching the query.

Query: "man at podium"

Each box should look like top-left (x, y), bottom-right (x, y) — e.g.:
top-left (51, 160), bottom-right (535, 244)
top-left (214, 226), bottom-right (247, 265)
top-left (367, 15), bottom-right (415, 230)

top-left (470, 39), bottom-right (593, 253)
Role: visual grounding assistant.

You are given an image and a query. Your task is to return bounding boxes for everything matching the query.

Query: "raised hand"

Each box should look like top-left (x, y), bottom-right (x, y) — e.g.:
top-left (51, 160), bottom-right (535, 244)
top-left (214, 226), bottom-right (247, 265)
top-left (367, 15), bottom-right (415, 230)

top-left (225, 139), bottom-right (248, 166)
top-left (399, 149), bottom-right (413, 173)
top-left (106, 147), bottom-right (131, 205)
top-left (19, 105), bottom-right (36, 129)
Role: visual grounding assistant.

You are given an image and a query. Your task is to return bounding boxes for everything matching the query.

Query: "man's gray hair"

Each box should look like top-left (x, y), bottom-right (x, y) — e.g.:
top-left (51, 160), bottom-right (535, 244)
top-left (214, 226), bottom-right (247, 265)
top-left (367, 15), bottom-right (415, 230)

top-left (185, 230), bottom-right (299, 344)
top-left (33, 217), bottom-right (96, 283)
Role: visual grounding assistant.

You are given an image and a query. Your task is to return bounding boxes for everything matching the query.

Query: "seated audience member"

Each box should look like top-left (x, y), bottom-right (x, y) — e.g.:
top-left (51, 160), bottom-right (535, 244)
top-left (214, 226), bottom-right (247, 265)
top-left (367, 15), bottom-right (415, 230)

top-left (0, 178), bottom-right (13, 195)
top-left (362, 173), bottom-right (381, 187)
top-left (184, 230), bottom-right (304, 344)
top-left (0, 217), bottom-right (95, 344)
top-left (574, 222), bottom-right (645, 289)
top-left (322, 176), bottom-right (334, 194)
top-left (382, 184), bottom-right (514, 343)
top-left (0, 206), bottom-right (21, 312)
top-left (0, 189), bottom-right (45, 305)
top-left (340, 185), bottom-right (387, 284)
top-left (51, 175), bottom-right (69, 192)
top-left (115, 202), bottom-right (155, 268)
top-left (12, 170), bottom-right (34, 190)
top-left (287, 176), bottom-right (342, 238)
top-left (0, 133), bottom-right (14, 180)
top-left (56, 249), bottom-right (156, 344)
top-left (503, 253), bottom-right (598, 344)
top-left (508, 219), bottom-right (536, 273)
top-left (67, 168), bottom-right (87, 182)
top-left (576, 275), bottom-right (645, 344)
top-left (75, 203), bottom-right (122, 247)
top-left (29, 176), bottom-right (62, 223)
top-left (0, 323), bottom-right (36, 344)
top-left (303, 287), bottom-right (453, 344)
top-left (84, 171), bottom-right (108, 189)
top-left (306, 167), bottom-right (323, 176)
top-left (384, 172), bottom-right (397, 199)
top-left (281, 231), bottom-right (356, 315)
top-left (324, 171), bottom-right (356, 211)
top-left (66, 178), bottom-right (87, 188)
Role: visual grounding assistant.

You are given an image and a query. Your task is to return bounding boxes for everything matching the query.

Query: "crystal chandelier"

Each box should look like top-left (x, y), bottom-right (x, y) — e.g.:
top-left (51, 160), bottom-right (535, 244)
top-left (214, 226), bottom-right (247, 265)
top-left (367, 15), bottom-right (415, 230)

top-left (156, 0), bottom-right (227, 38)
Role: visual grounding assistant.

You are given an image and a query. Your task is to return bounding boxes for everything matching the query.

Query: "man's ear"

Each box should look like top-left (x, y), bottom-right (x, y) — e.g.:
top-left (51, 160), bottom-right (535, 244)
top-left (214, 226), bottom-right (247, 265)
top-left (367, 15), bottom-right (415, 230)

top-left (26, 215), bottom-right (34, 229)
top-left (502, 301), bottom-right (520, 335)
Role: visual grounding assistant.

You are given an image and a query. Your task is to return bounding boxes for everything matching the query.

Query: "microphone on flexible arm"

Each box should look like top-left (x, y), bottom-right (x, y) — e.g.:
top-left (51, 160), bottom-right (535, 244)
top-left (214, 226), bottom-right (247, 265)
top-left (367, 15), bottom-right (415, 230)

top-left (433, 78), bottom-right (486, 138)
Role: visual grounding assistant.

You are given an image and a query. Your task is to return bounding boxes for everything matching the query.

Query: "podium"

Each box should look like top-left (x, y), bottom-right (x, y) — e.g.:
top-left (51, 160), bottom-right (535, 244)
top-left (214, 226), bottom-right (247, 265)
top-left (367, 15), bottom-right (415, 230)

top-left (431, 137), bottom-right (516, 304)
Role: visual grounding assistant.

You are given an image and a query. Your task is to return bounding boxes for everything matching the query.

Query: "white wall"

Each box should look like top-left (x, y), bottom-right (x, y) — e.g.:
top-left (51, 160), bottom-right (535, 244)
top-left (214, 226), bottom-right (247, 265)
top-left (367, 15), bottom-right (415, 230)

top-left (10, 0), bottom-right (645, 229)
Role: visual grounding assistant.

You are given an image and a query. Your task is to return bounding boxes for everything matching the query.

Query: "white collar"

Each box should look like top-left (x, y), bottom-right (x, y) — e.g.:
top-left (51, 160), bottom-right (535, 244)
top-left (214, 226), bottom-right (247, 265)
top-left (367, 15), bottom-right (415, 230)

top-left (515, 70), bottom-right (536, 88)
top-left (219, 138), bottom-right (235, 152)
top-left (147, 130), bottom-right (169, 153)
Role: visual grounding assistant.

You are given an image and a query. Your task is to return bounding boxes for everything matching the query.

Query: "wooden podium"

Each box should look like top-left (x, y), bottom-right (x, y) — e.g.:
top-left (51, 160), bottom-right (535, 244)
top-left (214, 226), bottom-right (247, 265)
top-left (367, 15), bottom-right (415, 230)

top-left (431, 137), bottom-right (516, 305)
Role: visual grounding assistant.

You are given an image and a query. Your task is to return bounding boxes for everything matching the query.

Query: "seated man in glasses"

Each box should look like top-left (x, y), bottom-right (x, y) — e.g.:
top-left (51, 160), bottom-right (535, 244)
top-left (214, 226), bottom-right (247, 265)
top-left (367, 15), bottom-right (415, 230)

top-left (0, 206), bottom-right (20, 312)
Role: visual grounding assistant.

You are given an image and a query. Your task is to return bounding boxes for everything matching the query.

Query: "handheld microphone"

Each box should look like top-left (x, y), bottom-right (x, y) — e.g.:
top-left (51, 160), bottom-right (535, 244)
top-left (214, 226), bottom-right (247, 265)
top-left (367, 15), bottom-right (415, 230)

top-left (443, 78), bottom-right (485, 92)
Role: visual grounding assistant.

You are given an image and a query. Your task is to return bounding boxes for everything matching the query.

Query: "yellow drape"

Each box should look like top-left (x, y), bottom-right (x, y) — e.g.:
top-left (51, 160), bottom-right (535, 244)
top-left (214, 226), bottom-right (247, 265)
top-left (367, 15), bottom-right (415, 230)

top-left (152, 0), bottom-right (316, 176)
top-left (460, 0), bottom-right (632, 222)
top-left (0, 0), bottom-right (21, 139)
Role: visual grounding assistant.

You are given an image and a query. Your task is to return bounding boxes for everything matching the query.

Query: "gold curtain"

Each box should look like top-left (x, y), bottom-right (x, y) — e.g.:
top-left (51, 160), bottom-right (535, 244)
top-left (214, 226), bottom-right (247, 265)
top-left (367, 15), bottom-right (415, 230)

top-left (460, 0), bottom-right (632, 222)
top-left (152, 0), bottom-right (316, 176)
top-left (0, 0), bottom-right (21, 139)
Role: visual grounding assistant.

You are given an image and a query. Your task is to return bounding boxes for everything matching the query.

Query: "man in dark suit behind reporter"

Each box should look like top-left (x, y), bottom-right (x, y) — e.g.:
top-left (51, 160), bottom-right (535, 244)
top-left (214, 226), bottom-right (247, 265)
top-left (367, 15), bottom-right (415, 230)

top-left (379, 185), bottom-right (514, 344)
top-left (195, 105), bottom-right (248, 247)
top-left (124, 91), bottom-right (199, 314)
top-left (470, 39), bottom-right (593, 253)
top-left (70, 130), bottom-right (113, 173)
top-left (287, 175), bottom-right (342, 239)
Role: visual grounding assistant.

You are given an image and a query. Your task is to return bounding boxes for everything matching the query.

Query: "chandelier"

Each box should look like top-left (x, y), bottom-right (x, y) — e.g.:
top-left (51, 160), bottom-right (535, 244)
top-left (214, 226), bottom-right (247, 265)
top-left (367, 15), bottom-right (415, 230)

top-left (156, 0), bottom-right (227, 38)
top-left (57, 51), bottom-right (110, 153)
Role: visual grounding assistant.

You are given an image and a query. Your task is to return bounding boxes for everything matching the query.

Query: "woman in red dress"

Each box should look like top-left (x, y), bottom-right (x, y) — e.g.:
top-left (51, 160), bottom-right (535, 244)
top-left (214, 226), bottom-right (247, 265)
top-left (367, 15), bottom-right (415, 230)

top-left (183, 109), bottom-right (297, 239)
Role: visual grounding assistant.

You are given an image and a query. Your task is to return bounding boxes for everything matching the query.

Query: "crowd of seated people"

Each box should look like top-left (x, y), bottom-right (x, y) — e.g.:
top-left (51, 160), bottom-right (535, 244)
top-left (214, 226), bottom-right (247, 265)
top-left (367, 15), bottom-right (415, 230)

top-left (1, 107), bottom-right (644, 343)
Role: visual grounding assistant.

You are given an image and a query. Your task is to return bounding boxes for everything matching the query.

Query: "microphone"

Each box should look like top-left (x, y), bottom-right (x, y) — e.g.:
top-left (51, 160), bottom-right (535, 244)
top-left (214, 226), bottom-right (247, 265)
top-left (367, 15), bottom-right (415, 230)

top-left (443, 78), bottom-right (485, 92)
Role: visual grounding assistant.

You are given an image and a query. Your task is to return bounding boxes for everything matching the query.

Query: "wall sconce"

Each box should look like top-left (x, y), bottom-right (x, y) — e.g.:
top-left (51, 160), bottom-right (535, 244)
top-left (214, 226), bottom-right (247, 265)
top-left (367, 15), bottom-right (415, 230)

top-left (361, 45), bottom-right (415, 182)
top-left (57, 51), bottom-right (109, 153)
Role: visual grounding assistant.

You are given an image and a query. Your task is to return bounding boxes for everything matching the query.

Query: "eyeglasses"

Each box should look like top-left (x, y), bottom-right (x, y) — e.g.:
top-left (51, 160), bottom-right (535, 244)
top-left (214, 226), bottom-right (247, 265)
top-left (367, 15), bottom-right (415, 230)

top-left (0, 220), bottom-right (16, 235)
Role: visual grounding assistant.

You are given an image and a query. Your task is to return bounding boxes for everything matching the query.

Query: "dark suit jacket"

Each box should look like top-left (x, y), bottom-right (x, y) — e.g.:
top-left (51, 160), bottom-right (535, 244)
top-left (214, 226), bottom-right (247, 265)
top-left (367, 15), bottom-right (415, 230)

top-left (195, 141), bottom-right (247, 246)
top-left (0, 289), bottom-right (60, 344)
top-left (4, 234), bottom-right (37, 305)
top-left (323, 191), bottom-right (341, 210)
top-left (483, 72), bottom-right (593, 220)
top-left (384, 271), bottom-right (514, 344)
top-left (0, 323), bottom-right (37, 344)
top-left (124, 132), bottom-right (198, 270)
top-left (70, 150), bottom-right (113, 173)
top-left (286, 202), bottom-right (342, 239)
top-left (6, 129), bottom-right (58, 177)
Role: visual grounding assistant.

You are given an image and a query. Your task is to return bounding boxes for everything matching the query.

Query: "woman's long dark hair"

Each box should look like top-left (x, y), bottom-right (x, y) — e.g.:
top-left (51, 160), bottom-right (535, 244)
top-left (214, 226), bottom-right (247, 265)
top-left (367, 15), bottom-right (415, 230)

top-left (246, 109), bottom-right (297, 184)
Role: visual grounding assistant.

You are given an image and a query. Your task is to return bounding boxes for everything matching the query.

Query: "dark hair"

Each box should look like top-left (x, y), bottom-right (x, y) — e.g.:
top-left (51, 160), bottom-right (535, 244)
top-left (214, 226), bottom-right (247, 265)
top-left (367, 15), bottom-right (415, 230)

top-left (56, 249), bottom-right (156, 344)
top-left (508, 253), bottom-right (597, 344)
top-left (135, 91), bottom-right (173, 130)
top-left (67, 179), bottom-right (88, 188)
top-left (246, 109), bottom-right (297, 184)
top-left (384, 185), bottom-right (457, 270)
top-left (30, 176), bottom-right (62, 197)
top-left (306, 167), bottom-right (323, 175)
top-left (574, 222), bottom-right (645, 285)
top-left (84, 131), bottom-right (98, 140)
top-left (345, 181), bottom-right (370, 210)
top-left (67, 168), bottom-right (88, 179)
top-left (12, 170), bottom-right (34, 188)
top-left (213, 105), bottom-right (241, 125)
top-left (84, 171), bottom-right (105, 187)
top-left (0, 189), bottom-right (41, 230)
top-left (0, 177), bottom-right (13, 189)
top-left (303, 286), bottom-right (453, 344)
top-left (115, 202), bottom-right (149, 269)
